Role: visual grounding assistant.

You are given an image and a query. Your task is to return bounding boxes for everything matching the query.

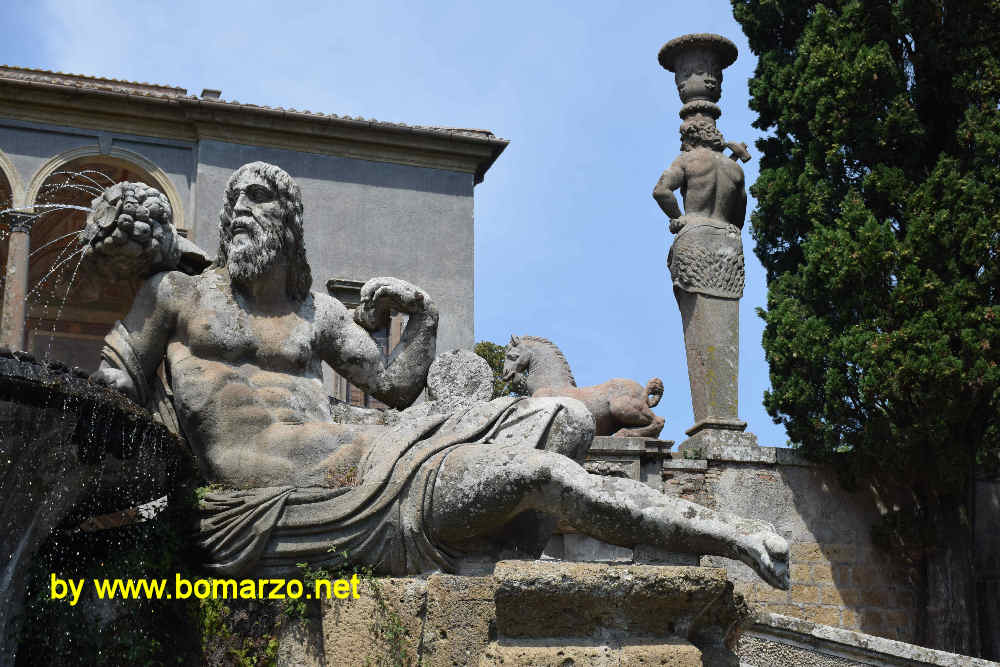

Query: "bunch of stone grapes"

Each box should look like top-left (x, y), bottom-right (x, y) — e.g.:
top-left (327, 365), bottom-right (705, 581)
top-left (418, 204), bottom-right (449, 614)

top-left (84, 181), bottom-right (181, 277)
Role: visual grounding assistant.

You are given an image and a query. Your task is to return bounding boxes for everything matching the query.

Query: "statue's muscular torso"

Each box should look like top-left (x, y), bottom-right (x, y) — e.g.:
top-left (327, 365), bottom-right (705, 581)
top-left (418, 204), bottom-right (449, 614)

top-left (675, 147), bottom-right (745, 226)
top-left (151, 270), bottom-right (379, 489)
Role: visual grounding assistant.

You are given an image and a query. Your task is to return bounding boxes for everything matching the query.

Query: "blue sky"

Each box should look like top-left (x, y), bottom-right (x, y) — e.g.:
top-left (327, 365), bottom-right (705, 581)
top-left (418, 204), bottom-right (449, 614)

top-left (3, 0), bottom-right (790, 447)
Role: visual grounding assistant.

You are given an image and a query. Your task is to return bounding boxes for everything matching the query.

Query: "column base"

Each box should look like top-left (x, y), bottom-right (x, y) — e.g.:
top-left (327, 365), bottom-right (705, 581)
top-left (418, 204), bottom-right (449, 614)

top-left (679, 425), bottom-right (762, 462)
top-left (684, 417), bottom-right (747, 437)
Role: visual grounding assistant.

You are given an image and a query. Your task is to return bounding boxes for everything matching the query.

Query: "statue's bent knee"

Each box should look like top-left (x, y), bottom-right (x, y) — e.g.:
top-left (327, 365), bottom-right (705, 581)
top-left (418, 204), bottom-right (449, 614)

top-left (533, 396), bottom-right (595, 460)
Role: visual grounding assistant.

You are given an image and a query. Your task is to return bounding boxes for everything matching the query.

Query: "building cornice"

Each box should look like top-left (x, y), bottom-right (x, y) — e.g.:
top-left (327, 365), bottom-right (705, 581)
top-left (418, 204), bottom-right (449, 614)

top-left (0, 67), bottom-right (508, 184)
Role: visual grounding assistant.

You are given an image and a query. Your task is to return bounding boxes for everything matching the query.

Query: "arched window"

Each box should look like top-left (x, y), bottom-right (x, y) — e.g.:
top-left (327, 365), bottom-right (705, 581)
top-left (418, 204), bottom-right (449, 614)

top-left (22, 155), bottom-right (179, 372)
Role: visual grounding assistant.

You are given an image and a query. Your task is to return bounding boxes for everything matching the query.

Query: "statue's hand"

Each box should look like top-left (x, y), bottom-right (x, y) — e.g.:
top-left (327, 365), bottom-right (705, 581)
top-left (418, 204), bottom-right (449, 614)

top-left (90, 365), bottom-right (139, 403)
top-left (82, 182), bottom-right (182, 281)
top-left (354, 277), bottom-right (437, 331)
top-left (669, 217), bottom-right (685, 234)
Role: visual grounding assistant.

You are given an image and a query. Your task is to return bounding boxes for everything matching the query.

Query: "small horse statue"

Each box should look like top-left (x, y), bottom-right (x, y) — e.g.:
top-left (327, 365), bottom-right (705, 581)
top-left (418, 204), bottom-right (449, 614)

top-left (501, 335), bottom-right (665, 438)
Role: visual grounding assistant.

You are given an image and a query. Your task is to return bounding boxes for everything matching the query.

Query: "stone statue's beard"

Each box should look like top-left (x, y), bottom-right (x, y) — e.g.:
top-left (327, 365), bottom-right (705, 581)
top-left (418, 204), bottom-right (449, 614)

top-left (226, 216), bottom-right (284, 284)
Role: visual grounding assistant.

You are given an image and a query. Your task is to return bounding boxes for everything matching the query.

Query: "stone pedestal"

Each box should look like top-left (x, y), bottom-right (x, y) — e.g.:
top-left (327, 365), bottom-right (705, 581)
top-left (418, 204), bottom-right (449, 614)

top-left (676, 291), bottom-right (744, 431)
top-left (308, 562), bottom-right (750, 666)
top-left (484, 561), bottom-right (749, 666)
top-left (679, 425), bottom-right (767, 462)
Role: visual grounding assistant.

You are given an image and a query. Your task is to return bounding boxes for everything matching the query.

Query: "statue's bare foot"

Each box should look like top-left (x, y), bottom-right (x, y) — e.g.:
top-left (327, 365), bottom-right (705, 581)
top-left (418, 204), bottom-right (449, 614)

top-left (734, 528), bottom-right (789, 590)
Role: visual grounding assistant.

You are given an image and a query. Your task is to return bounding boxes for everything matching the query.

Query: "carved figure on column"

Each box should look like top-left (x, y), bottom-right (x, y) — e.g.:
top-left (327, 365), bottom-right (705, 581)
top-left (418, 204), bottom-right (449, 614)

top-left (653, 34), bottom-right (752, 439)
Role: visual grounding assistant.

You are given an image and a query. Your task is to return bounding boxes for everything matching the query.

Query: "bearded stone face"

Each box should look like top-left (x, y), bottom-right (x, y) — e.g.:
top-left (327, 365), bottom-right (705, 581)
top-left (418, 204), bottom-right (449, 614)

top-left (222, 172), bottom-right (288, 284)
top-left (216, 162), bottom-right (312, 302)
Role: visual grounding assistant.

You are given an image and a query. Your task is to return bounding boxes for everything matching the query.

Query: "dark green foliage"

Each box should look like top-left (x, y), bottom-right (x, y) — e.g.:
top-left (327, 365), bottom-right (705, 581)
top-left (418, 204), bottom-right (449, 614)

top-left (734, 0), bottom-right (999, 483)
top-left (473, 340), bottom-right (527, 399)
top-left (733, 0), bottom-right (1000, 653)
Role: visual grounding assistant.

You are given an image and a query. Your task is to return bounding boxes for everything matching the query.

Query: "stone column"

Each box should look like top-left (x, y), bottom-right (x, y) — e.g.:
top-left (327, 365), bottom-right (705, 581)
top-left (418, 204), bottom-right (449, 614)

top-left (653, 34), bottom-right (761, 453)
top-left (0, 215), bottom-right (31, 351)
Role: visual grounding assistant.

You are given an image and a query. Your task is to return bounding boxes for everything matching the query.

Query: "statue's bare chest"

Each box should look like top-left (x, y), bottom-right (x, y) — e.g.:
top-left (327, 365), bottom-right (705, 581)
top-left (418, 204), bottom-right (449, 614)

top-left (179, 278), bottom-right (315, 372)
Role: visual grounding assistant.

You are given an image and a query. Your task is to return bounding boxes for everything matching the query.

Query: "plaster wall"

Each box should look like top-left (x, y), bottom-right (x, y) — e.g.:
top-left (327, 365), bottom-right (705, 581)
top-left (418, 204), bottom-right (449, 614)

top-left (0, 122), bottom-right (94, 190)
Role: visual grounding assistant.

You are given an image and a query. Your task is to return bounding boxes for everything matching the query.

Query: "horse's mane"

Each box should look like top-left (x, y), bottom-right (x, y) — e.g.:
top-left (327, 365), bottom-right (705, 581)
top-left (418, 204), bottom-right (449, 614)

top-left (519, 335), bottom-right (576, 387)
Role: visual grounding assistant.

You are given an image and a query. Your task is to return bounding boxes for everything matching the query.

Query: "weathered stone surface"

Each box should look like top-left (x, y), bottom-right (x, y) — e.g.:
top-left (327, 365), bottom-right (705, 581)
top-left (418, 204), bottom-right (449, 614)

top-left (493, 562), bottom-right (747, 642)
top-left (741, 612), bottom-right (1000, 667)
top-left (480, 640), bottom-right (619, 666)
top-left (679, 428), bottom-right (769, 462)
top-left (503, 335), bottom-right (665, 438)
top-left (0, 226), bottom-right (29, 350)
top-left (487, 562), bottom-right (749, 666)
top-left (480, 639), bottom-right (705, 666)
top-left (320, 577), bottom-right (426, 666)
top-left (426, 348), bottom-right (493, 402)
top-left (293, 565), bottom-right (753, 665)
top-left (82, 181), bottom-right (211, 281)
top-left (395, 349), bottom-right (494, 422)
top-left (276, 615), bottom-right (324, 667)
top-left (653, 33), bottom-right (750, 435)
top-left (738, 633), bottom-right (861, 666)
top-left (548, 436), bottom-right (683, 564)
top-left (619, 641), bottom-right (706, 666)
top-left (421, 574), bottom-right (497, 665)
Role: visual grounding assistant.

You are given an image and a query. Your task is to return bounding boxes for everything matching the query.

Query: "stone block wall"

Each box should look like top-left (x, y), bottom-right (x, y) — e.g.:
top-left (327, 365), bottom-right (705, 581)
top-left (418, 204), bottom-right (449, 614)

top-left (559, 438), bottom-right (998, 658)
top-left (731, 538), bottom-right (918, 640)
top-left (281, 563), bottom-right (750, 666)
top-left (658, 448), bottom-right (921, 642)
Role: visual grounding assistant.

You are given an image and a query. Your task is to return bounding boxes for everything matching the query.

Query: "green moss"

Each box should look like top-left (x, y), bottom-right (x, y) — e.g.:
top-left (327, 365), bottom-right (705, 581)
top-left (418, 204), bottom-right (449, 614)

top-left (197, 598), bottom-right (281, 667)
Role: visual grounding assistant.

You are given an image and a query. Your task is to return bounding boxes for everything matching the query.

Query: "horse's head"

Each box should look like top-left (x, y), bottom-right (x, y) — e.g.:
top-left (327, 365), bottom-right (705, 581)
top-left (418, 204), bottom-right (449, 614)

top-left (501, 335), bottom-right (531, 386)
top-left (501, 335), bottom-right (574, 394)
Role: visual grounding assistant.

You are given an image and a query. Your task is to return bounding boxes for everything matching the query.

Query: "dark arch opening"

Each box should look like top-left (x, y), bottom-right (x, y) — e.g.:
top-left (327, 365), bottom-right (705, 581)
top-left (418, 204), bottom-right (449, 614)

top-left (24, 156), bottom-right (166, 371)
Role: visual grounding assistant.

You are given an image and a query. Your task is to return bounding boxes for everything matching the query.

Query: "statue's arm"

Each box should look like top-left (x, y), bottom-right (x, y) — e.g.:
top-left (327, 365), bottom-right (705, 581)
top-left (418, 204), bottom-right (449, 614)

top-left (730, 168), bottom-right (747, 229)
top-left (316, 277), bottom-right (438, 409)
top-left (91, 271), bottom-right (181, 402)
top-left (653, 158), bottom-right (685, 224)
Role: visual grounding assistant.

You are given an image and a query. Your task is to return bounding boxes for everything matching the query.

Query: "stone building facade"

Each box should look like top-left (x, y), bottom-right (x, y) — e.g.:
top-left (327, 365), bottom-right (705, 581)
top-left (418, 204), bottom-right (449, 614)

top-left (0, 66), bottom-right (505, 400)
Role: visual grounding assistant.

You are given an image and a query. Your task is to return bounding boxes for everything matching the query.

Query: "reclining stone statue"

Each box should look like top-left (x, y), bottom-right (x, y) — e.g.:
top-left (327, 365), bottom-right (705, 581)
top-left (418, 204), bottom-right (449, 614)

top-left (89, 161), bottom-right (790, 588)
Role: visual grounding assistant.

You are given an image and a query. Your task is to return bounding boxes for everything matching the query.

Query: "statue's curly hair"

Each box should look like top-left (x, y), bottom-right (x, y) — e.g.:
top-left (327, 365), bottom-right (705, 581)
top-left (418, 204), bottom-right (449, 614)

top-left (216, 162), bottom-right (312, 302)
top-left (680, 119), bottom-right (725, 152)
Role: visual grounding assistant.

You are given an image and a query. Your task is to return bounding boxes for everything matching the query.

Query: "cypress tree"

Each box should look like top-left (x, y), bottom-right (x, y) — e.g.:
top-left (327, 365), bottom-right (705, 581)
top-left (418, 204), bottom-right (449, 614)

top-left (733, 0), bottom-right (1000, 654)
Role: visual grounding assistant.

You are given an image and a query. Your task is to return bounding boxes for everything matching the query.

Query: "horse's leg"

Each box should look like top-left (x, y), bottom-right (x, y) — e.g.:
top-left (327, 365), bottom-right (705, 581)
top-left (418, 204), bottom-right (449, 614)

top-left (613, 415), bottom-right (665, 438)
top-left (607, 394), bottom-right (666, 438)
